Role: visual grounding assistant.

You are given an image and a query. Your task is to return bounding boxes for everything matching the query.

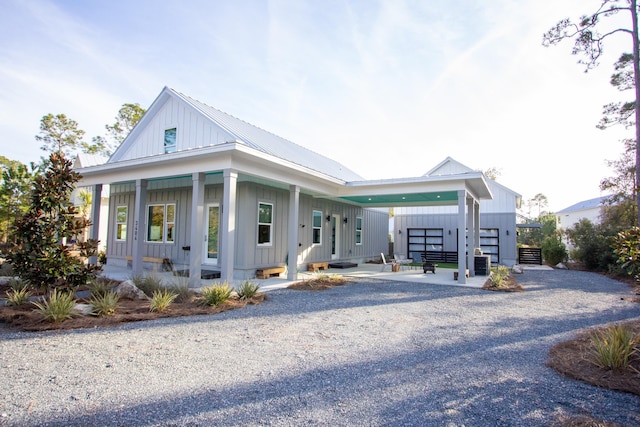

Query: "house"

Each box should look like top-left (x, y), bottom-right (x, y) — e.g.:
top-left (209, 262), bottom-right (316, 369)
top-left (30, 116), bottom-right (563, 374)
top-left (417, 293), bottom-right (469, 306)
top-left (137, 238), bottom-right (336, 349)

top-left (393, 157), bottom-right (521, 266)
top-left (76, 87), bottom-right (493, 286)
top-left (556, 195), bottom-right (611, 251)
top-left (71, 153), bottom-right (109, 252)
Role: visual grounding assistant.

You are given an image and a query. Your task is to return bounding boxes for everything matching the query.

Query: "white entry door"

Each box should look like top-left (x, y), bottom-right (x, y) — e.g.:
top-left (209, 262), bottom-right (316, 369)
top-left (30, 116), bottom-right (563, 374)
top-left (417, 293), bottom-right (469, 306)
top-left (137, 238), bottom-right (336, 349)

top-left (331, 214), bottom-right (340, 260)
top-left (203, 203), bottom-right (219, 265)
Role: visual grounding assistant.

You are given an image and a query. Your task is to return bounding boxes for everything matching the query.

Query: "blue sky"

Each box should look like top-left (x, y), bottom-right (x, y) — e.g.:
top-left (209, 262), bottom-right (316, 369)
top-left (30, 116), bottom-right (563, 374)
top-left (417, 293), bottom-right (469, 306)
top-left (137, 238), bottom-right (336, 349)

top-left (0, 0), bottom-right (631, 212)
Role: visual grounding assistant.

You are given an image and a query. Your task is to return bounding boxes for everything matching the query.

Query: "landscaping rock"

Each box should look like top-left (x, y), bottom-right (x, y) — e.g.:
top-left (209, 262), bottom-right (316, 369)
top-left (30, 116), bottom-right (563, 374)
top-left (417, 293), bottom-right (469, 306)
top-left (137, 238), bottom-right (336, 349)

top-left (0, 276), bottom-right (18, 286)
top-left (555, 262), bottom-right (568, 270)
top-left (73, 303), bottom-right (94, 316)
top-left (113, 280), bottom-right (148, 300)
top-left (511, 264), bottom-right (524, 274)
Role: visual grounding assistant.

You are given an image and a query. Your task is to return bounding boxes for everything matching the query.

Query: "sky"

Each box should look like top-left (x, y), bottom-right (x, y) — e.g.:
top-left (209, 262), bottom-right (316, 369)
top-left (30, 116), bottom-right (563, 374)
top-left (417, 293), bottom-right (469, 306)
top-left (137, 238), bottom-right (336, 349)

top-left (0, 0), bottom-right (634, 212)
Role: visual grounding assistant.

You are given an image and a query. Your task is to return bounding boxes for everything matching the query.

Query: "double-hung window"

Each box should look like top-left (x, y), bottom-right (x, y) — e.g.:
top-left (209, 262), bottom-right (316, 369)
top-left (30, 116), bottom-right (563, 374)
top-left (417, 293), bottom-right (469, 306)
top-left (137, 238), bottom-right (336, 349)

top-left (312, 210), bottom-right (322, 245)
top-left (164, 128), bottom-right (177, 154)
top-left (115, 206), bottom-right (127, 241)
top-left (355, 216), bottom-right (363, 245)
top-left (147, 203), bottom-right (176, 243)
top-left (258, 202), bottom-right (273, 246)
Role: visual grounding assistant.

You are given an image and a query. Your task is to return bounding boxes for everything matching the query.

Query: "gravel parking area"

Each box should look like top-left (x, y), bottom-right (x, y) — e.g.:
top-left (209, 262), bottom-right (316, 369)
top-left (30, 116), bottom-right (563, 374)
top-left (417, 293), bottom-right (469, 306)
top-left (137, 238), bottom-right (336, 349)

top-left (1, 269), bottom-right (639, 426)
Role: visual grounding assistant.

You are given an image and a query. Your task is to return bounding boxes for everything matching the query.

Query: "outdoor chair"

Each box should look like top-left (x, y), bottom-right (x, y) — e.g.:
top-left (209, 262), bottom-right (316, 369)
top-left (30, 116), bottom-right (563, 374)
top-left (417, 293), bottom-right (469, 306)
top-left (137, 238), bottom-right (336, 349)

top-left (380, 253), bottom-right (395, 272)
top-left (393, 254), bottom-right (412, 271)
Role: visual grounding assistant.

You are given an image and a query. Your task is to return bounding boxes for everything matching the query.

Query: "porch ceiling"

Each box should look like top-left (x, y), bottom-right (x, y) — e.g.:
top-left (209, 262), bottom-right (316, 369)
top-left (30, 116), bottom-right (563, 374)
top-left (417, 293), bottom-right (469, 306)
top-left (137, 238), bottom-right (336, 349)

top-left (339, 191), bottom-right (459, 206)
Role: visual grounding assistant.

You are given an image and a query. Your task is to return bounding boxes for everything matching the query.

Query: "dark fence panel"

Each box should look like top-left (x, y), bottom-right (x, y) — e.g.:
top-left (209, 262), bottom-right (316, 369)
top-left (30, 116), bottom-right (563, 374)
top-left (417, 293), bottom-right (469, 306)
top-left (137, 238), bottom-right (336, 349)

top-left (518, 247), bottom-right (542, 265)
top-left (412, 251), bottom-right (459, 264)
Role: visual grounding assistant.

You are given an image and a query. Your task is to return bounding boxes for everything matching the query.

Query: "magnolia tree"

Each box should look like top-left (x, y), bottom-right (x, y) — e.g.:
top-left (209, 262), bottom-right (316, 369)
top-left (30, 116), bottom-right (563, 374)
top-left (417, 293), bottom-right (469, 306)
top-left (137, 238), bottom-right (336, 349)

top-left (8, 153), bottom-right (101, 292)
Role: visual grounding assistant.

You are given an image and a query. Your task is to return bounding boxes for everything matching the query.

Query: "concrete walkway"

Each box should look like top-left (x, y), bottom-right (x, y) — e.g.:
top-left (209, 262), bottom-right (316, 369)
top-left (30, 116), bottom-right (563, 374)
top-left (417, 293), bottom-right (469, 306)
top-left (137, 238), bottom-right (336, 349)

top-left (98, 262), bottom-right (551, 292)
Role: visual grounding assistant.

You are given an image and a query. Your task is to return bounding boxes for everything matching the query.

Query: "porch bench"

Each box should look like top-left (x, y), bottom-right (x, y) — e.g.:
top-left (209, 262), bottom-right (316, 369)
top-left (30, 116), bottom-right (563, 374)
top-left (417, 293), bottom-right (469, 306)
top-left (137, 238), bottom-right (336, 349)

top-left (307, 261), bottom-right (329, 272)
top-left (256, 266), bottom-right (286, 279)
top-left (126, 256), bottom-right (173, 272)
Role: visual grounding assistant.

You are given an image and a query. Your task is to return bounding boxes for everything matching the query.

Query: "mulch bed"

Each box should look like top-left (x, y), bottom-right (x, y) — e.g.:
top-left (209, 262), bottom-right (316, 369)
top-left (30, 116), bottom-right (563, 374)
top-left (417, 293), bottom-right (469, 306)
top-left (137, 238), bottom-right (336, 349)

top-left (547, 319), bottom-right (640, 397)
top-left (288, 276), bottom-right (351, 291)
top-left (482, 275), bottom-right (525, 292)
top-left (0, 294), bottom-right (266, 332)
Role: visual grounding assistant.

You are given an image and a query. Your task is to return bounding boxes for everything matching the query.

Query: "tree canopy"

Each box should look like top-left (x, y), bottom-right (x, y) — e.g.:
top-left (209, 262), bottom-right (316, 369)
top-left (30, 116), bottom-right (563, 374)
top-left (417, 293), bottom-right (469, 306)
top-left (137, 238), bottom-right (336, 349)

top-left (543, 0), bottom-right (640, 225)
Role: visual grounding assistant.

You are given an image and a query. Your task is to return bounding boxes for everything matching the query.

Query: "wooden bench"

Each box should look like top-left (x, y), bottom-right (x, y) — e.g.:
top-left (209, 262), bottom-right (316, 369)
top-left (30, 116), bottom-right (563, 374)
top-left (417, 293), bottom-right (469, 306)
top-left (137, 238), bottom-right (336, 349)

top-left (256, 266), bottom-right (285, 279)
top-left (126, 256), bottom-right (173, 271)
top-left (307, 261), bottom-right (329, 272)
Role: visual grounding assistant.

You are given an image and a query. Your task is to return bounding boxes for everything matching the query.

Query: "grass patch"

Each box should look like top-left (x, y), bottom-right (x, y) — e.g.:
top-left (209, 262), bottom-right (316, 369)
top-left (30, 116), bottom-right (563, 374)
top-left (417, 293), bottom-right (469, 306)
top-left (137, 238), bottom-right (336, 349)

top-left (200, 283), bottom-right (233, 306)
top-left (32, 289), bottom-right (76, 323)
top-left (237, 280), bottom-right (260, 300)
top-left (149, 289), bottom-right (177, 312)
top-left (89, 291), bottom-right (120, 317)
top-left (590, 324), bottom-right (638, 370)
top-left (5, 287), bottom-right (32, 306)
top-left (131, 274), bottom-right (164, 297)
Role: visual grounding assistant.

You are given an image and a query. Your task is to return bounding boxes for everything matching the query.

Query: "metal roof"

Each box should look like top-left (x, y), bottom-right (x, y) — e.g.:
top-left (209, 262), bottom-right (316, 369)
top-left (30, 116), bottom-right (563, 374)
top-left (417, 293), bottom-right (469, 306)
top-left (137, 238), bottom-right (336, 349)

top-left (171, 89), bottom-right (364, 182)
top-left (556, 195), bottom-right (612, 214)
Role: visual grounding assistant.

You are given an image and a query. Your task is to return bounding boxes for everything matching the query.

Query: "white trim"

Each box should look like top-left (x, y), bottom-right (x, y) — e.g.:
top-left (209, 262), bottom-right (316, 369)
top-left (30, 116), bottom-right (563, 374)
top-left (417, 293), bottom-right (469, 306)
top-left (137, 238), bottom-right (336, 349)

top-left (257, 202), bottom-right (273, 247)
top-left (312, 210), bottom-right (323, 245)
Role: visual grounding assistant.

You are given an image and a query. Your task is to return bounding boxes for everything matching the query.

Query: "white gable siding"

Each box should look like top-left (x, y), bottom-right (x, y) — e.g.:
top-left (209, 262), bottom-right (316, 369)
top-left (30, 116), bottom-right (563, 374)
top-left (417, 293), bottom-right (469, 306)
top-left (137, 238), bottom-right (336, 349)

top-left (429, 161), bottom-right (472, 176)
top-left (117, 97), bottom-right (235, 161)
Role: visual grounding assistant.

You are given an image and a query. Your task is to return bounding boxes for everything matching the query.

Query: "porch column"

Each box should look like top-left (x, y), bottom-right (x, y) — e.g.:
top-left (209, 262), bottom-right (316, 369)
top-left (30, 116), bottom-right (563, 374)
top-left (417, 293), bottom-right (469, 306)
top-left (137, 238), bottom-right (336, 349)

top-left (474, 200), bottom-right (480, 266)
top-left (457, 190), bottom-right (467, 284)
top-left (132, 179), bottom-right (148, 276)
top-left (189, 173), bottom-right (205, 288)
top-left (287, 185), bottom-right (300, 280)
top-left (88, 184), bottom-right (102, 265)
top-left (467, 196), bottom-right (476, 277)
top-left (221, 169), bottom-right (237, 282)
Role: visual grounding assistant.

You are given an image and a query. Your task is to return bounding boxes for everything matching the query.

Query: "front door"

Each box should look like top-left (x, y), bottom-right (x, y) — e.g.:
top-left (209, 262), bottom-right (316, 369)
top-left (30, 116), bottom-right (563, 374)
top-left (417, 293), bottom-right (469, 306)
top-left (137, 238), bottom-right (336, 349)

top-left (203, 203), bottom-right (219, 265)
top-left (331, 214), bottom-right (340, 260)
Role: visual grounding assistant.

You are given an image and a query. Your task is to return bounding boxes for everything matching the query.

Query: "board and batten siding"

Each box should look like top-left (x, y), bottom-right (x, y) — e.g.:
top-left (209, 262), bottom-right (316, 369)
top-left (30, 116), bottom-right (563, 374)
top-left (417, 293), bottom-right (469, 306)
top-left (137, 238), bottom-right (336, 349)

top-left (394, 212), bottom-right (517, 266)
top-left (106, 180), bottom-right (390, 273)
top-left (117, 97), bottom-right (236, 162)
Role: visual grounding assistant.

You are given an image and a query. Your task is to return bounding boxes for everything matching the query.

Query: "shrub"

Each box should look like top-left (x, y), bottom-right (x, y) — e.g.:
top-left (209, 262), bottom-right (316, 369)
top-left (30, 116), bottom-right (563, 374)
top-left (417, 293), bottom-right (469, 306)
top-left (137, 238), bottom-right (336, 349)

top-left (8, 153), bottom-right (101, 292)
top-left (0, 261), bottom-right (13, 276)
top-left (541, 235), bottom-right (567, 266)
top-left (8, 277), bottom-right (28, 291)
top-left (168, 276), bottom-right (192, 303)
top-left (89, 291), bottom-right (120, 317)
top-left (612, 226), bottom-right (640, 281)
top-left (132, 274), bottom-right (164, 297)
top-left (5, 287), bottom-right (32, 306)
top-left (32, 289), bottom-right (76, 323)
top-left (201, 283), bottom-right (233, 306)
top-left (590, 324), bottom-right (638, 370)
top-left (88, 277), bottom-right (118, 298)
top-left (489, 265), bottom-right (510, 288)
top-left (565, 219), bottom-right (616, 271)
top-left (236, 280), bottom-right (260, 300)
top-left (149, 289), bottom-right (177, 312)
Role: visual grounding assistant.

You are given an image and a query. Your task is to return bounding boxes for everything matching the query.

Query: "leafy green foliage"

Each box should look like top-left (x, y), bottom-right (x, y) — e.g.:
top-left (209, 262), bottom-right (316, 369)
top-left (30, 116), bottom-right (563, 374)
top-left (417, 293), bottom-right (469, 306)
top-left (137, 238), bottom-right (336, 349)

top-left (488, 265), bottom-right (510, 288)
top-left (8, 153), bottom-right (101, 291)
top-left (518, 213), bottom-right (557, 247)
top-left (590, 324), bottom-right (638, 370)
top-left (32, 289), bottom-right (76, 323)
top-left (90, 103), bottom-right (146, 156)
top-left (566, 219), bottom-right (616, 271)
top-left (88, 277), bottom-right (117, 298)
top-left (541, 234), bottom-right (568, 265)
top-left (612, 226), bottom-right (640, 281)
top-left (35, 113), bottom-right (86, 157)
top-left (149, 289), bottom-right (177, 312)
top-left (5, 287), bottom-right (32, 306)
top-left (236, 280), bottom-right (260, 300)
top-left (200, 283), bottom-right (232, 306)
top-left (0, 158), bottom-right (38, 243)
top-left (131, 274), bottom-right (164, 297)
top-left (89, 291), bottom-right (120, 317)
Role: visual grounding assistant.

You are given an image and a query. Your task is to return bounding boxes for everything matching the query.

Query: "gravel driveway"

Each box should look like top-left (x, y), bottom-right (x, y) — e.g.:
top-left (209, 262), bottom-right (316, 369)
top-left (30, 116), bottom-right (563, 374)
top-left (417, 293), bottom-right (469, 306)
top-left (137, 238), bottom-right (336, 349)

top-left (1, 269), bottom-right (639, 426)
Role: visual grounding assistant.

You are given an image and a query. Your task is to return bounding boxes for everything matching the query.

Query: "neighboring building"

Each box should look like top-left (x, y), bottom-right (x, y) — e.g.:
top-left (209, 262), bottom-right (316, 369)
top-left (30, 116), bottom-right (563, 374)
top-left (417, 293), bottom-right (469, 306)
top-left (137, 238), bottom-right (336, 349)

top-left (556, 195), bottom-right (611, 251)
top-left (72, 153), bottom-right (109, 252)
top-left (76, 87), bottom-right (493, 285)
top-left (394, 157), bottom-right (521, 266)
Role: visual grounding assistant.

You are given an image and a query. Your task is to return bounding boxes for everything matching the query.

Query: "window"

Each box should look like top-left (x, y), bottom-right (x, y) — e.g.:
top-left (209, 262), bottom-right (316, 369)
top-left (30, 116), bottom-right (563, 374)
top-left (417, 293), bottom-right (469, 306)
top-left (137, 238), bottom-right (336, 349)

top-left (258, 202), bottom-right (273, 245)
top-left (355, 216), bottom-right (362, 245)
top-left (115, 206), bottom-right (127, 241)
top-left (164, 128), bottom-right (177, 154)
top-left (408, 228), bottom-right (443, 261)
top-left (147, 203), bottom-right (176, 243)
top-left (312, 210), bottom-right (322, 244)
